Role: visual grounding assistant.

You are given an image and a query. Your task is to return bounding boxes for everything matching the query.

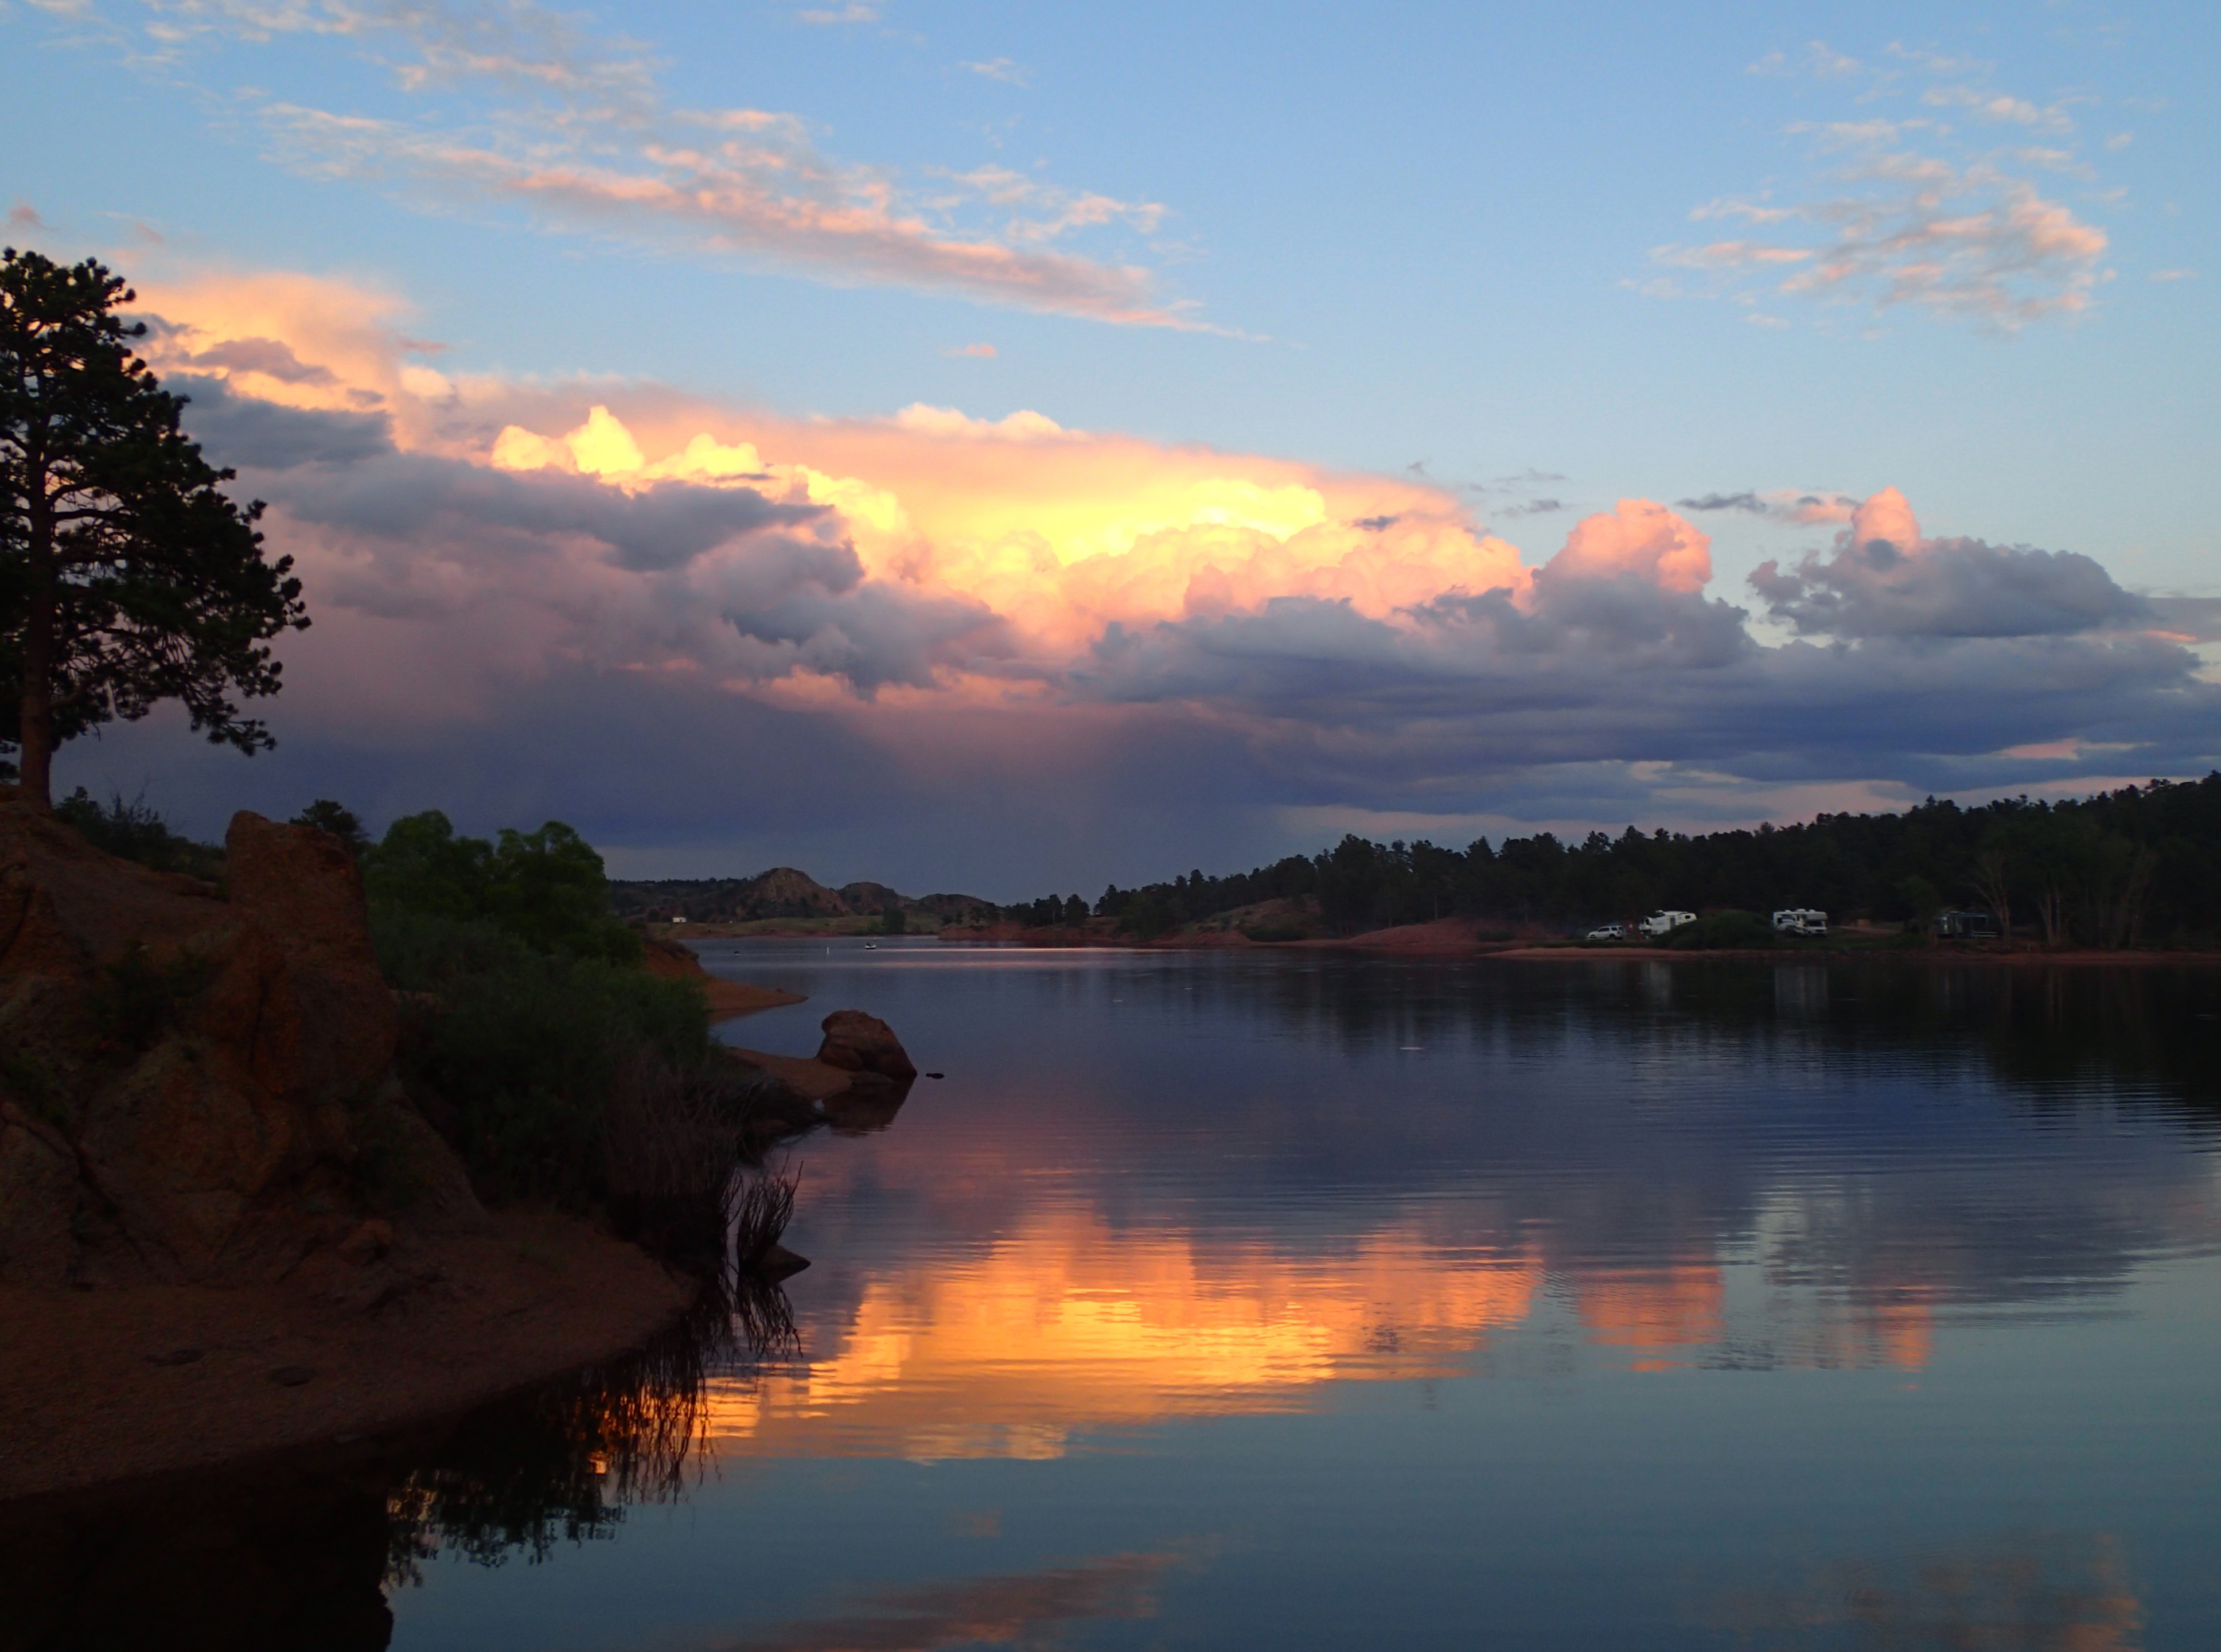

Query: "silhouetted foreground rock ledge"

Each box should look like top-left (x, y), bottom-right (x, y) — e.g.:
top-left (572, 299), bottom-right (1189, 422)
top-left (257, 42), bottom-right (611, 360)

top-left (0, 795), bottom-right (688, 1501)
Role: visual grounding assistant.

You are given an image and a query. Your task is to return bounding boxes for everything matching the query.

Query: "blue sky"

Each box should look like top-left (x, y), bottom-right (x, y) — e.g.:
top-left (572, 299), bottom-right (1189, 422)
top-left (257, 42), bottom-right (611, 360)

top-left (4, 0), bottom-right (2218, 893)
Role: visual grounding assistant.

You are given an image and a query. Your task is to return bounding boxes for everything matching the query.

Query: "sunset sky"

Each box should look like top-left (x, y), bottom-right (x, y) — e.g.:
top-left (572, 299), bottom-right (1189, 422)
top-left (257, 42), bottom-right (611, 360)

top-left (5, 0), bottom-right (2218, 894)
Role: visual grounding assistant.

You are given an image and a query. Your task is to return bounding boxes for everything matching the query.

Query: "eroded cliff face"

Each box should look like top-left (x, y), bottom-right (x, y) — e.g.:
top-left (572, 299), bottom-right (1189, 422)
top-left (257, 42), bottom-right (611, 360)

top-left (0, 798), bottom-right (482, 1288)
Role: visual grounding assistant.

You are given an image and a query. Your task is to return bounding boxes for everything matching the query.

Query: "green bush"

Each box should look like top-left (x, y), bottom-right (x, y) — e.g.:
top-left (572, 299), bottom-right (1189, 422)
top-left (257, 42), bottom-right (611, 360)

top-left (373, 907), bottom-right (713, 1208)
top-left (1658, 909), bottom-right (1784, 950)
top-left (363, 811), bottom-right (641, 964)
top-left (54, 788), bottom-right (223, 879)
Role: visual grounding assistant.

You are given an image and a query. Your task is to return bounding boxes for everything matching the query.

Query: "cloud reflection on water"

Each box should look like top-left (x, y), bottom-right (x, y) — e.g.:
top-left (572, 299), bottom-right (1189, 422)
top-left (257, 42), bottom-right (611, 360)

top-left (700, 955), bottom-right (2220, 1462)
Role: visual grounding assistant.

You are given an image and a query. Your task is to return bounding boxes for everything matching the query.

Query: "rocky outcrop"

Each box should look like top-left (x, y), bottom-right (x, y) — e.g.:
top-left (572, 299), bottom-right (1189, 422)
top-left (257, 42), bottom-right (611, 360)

top-left (815, 1008), bottom-right (917, 1081)
top-left (0, 796), bottom-right (484, 1289)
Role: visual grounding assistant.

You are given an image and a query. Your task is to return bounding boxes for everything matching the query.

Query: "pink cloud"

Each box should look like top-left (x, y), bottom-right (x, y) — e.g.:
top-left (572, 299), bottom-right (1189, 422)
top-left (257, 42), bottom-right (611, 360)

top-left (1848, 485), bottom-right (1920, 555)
top-left (1541, 500), bottom-right (1712, 594)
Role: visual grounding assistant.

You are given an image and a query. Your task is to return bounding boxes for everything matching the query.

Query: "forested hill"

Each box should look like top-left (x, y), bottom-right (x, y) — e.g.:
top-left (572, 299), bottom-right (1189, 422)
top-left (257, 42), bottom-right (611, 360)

top-left (1021, 774), bottom-right (2221, 946)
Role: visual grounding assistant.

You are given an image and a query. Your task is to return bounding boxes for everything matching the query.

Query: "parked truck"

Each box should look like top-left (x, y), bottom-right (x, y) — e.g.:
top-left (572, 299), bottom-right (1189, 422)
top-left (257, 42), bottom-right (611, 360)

top-left (1771, 909), bottom-right (1828, 937)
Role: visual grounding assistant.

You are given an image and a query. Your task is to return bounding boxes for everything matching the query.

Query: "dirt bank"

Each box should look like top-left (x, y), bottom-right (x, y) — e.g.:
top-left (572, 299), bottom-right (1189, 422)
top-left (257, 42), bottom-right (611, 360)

top-left (639, 934), bottom-right (806, 1019)
top-left (0, 1207), bottom-right (689, 1503)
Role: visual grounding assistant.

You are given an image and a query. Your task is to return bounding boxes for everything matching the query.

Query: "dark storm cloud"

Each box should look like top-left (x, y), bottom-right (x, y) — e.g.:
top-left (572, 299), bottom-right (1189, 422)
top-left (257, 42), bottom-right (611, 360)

top-left (1062, 547), bottom-right (2218, 824)
top-left (276, 450), bottom-right (830, 573)
top-left (2146, 596), bottom-right (2221, 642)
top-left (170, 374), bottom-right (396, 469)
top-left (1752, 534), bottom-right (2152, 638)
top-left (180, 336), bottom-right (338, 385)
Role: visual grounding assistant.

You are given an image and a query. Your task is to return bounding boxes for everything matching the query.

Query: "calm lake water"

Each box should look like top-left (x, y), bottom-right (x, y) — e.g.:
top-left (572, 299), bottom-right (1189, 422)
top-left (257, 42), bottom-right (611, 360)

top-left (25, 944), bottom-right (2221, 1650)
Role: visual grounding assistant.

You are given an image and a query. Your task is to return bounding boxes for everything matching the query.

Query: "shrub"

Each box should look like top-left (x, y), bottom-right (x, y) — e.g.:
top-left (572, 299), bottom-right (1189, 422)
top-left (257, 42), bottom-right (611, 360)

top-left (373, 907), bottom-right (720, 1215)
top-left (54, 788), bottom-right (222, 879)
top-left (1658, 909), bottom-right (1784, 950)
top-left (364, 811), bottom-right (641, 964)
top-left (602, 1056), bottom-right (778, 1260)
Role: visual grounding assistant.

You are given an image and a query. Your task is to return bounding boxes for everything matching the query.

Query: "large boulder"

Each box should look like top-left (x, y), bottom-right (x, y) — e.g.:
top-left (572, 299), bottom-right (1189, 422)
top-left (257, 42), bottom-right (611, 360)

top-left (0, 796), bottom-right (482, 1288)
top-left (813, 1009), bottom-right (917, 1081)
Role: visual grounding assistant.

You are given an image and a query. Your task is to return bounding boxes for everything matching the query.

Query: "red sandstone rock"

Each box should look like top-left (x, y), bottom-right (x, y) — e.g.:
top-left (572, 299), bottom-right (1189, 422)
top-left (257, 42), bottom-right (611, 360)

top-left (813, 1008), bottom-right (917, 1081)
top-left (0, 795), bottom-right (484, 1288)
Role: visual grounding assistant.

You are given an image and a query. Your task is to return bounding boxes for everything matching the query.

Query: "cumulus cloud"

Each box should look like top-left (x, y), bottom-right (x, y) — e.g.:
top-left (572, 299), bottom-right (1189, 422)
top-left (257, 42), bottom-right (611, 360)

top-left (1537, 498), bottom-right (1710, 594)
top-left (1751, 488), bottom-right (2153, 639)
top-left (80, 267), bottom-right (2221, 883)
top-left (39, 0), bottom-right (1200, 328)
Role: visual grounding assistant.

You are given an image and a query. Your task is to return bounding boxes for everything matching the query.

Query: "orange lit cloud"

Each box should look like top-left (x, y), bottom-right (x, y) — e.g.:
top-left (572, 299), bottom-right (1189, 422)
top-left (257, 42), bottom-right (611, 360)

top-left (111, 264), bottom-right (2216, 850)
top-left (1542, 498), bottom-right (1712, 593)
top-left (484, 399), bottom-right (1540, 656)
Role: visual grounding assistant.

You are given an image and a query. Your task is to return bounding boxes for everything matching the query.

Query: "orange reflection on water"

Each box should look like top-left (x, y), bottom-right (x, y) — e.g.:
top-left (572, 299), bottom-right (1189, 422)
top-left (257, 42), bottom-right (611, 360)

top-left (1576, 1263), bottom-right (1726, 1351)
top-left (708, 1208), bottom-right (1540, 1460)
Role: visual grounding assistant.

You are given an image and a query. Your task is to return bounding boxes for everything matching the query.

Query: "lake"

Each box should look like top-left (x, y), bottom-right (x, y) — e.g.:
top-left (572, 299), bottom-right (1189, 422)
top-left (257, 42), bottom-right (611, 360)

top-left (28, 944), bottom-right (2221, 1649)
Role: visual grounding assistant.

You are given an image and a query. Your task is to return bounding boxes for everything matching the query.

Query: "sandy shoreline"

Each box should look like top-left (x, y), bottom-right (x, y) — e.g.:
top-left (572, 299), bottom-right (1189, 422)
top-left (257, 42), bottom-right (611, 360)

top-left (0, 1210), bottom-right (691, 1505)
top-left (702, 979), bottom-right (806, 1018)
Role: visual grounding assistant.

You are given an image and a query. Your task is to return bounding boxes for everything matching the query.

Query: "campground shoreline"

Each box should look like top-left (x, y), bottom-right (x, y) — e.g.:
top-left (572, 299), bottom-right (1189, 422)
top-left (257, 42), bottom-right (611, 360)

top-left (665, 922), bottom-right (2221, 968)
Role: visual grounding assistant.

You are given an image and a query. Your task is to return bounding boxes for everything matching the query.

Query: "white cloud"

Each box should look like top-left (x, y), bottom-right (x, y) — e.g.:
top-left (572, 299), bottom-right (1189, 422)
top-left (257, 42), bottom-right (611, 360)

top-left (1653, 77), bottom-right (2113, 330)
top-left (1921, 84), bottom-right (2075, 134)
top-left (960, 57), bottom-right (1028, 86)
top-left (37, 0), bottom-right (1203, 328)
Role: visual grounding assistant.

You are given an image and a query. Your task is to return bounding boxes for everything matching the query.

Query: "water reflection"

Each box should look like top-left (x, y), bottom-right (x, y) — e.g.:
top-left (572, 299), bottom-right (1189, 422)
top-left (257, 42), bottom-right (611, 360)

top-left (4, 954), bottom-right (2215, 1649)
top-left (384, 1296), bottom-right (734, 1579)
top-left (700, 1547), bottom-right (1205, 1652)
top-left (708, 1212), bottom-right (1540, 1459)
top-left (1705, 1532), bottom-right (2143, 1650)
top-left (694, 954), bottom-right (2218, 1462)
top-left (0, 1288), bottom-right (789, 1651)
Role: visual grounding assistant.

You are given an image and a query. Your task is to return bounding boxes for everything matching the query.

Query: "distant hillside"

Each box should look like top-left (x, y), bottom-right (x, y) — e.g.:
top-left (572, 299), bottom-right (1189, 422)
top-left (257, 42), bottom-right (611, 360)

top-left (609, 868), bottom-right (997, 927)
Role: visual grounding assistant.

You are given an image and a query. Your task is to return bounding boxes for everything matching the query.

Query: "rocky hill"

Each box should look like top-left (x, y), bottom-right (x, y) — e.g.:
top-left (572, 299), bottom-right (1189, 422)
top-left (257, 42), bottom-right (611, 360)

top-left (610, 868), bottom-right (996, 927)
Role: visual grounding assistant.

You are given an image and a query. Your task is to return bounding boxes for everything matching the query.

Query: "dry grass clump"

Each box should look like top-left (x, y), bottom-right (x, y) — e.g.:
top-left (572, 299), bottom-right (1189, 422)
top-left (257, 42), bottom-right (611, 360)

top-left (600, 1056), bottom-right (778, 1260)
top-left (731, 1163), bottom-right (799, 1273)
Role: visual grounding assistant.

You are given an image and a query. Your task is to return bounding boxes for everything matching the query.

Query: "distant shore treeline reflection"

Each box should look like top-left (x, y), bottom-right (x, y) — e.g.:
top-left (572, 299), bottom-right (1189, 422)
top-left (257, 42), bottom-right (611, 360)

top-left (1046, 773), bottom-right (2221, 942)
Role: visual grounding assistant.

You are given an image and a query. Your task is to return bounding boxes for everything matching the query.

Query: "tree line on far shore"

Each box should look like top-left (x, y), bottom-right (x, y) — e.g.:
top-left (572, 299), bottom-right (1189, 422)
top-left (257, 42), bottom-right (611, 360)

top-left (1003, 774), bottom-right (2221, 948)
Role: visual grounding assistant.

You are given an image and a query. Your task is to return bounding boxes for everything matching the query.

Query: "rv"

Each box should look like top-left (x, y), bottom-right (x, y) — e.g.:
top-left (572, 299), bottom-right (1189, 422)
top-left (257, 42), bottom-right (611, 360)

top-left (1639, 910), bottom-right (1696, 938)
top-left (1935, 910), bottom-right (1997, 940)
top-left (1771, 909), bottom-right (1828, 937)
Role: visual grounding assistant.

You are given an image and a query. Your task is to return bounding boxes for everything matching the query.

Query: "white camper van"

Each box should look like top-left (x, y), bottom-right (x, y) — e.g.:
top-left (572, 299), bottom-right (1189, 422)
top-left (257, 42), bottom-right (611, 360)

top-left (1771, 909), bottom-right (1828, 937)
top-left (1639, 910), bottom-right (1696, 938)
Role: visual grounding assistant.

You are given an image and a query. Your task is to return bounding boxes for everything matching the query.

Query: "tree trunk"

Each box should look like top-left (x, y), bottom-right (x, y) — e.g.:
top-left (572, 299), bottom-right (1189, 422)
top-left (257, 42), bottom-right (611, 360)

top-left (1972, 850), bottom-right (2012, 949)
top-left (2034, 882), bottom-right (2068, 949)
top-left (18, 488), bottom-right (54, 811)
